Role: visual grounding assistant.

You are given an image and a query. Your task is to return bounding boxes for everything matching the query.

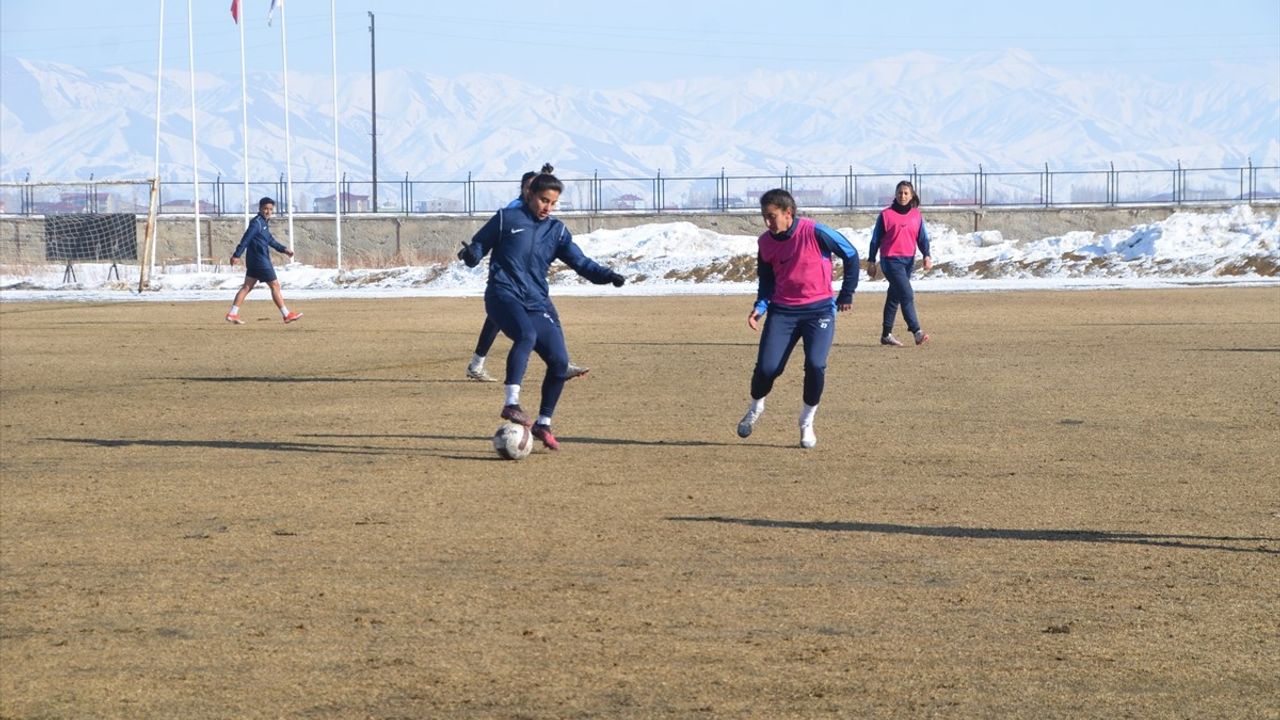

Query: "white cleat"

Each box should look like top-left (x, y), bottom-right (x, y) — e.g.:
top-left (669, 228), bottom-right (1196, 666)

top-left (800, 424), bottom-right (817, 449)
top-left (466, 365), bottom-right (498, 382)
top-left (737, 407), bottom-right (763, 438)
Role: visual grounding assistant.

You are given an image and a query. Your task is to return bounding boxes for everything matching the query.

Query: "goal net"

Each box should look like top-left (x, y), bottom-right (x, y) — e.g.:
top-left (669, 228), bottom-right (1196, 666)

top-left (0, 179), bottom-right (159, 289)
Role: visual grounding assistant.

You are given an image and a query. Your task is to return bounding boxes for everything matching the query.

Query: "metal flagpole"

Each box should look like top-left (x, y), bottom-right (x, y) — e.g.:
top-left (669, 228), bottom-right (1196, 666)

top-left (330, 0), bottom-right (342, 270)
top-left (278, 0), bottom-right (295, 255)
top-left (237, 0), bottom-right (250, 227)
top-left (150, 0), bottom-right (166, 280)
top-left (186, 0), bottom-right (202, 271)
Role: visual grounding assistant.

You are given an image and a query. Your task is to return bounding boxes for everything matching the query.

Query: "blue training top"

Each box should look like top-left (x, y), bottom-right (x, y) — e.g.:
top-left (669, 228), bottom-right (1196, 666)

top-left (460, 203), bottom-right (616, 313)
top-left (232, 214), bottom-right (288, 274)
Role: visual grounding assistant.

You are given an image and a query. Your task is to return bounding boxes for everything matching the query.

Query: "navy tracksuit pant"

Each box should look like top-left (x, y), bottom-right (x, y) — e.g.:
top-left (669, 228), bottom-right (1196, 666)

top-left (880, 256), bottom-right (921, 335)
top-left (485, 296), bottom-right (570, 419)
top-left (750, 303), bottom-right (835, 407)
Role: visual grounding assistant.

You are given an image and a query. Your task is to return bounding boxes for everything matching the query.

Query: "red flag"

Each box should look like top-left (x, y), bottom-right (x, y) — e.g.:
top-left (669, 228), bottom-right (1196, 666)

top-left (230, 0), bottom-right (240, 24)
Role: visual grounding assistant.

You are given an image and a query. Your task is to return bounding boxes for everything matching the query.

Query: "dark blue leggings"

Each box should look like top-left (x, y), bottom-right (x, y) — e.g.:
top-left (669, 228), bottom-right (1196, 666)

top-left (880, 256), bottom-right (921, 334)
top-left (750, 305), bottom-right (835, 407)
top-left (474, 316), bottom-right (501, 356)
top-left (485, 298), bottom-right (570, 419)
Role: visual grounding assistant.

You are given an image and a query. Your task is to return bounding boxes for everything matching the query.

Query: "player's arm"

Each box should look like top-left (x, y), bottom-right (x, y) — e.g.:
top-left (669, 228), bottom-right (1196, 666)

top-left (815, 223), bottom-right (859, 311)
top-left (749, 254), bottom-right (773, 331)
top-left (918, 221), bottom-right (933, 271)
top-left (265, 227), bottom-right (292, 258)
top-left (556, 228), bottom-right (625, 287)
top-left (230, 219), bottom-right (255, 265)
top-left (866, 213), bottom-right (884, 279)
top-left (459, 212), bottom-right (501, 267)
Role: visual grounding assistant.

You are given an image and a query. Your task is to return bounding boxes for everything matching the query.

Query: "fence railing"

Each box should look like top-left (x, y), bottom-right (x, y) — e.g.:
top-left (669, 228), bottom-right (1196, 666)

top-left (2, 162), bottom-right (1277, 217)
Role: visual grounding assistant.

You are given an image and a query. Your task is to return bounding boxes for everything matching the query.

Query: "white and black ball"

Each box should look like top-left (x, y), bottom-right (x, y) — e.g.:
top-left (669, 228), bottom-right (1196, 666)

top-left (492, 422), bottom-right (533, 460)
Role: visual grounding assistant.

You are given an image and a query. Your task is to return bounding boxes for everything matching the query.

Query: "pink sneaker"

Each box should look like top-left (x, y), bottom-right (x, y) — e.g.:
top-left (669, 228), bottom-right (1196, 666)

top-left (283, 311), bottom-right (303, 324)
top-left (913, 330), bottom-right (930, 345)
top-left (226, 313), bottom-right (245, 325)
top-left (532, 424), bottom-right (559, 451)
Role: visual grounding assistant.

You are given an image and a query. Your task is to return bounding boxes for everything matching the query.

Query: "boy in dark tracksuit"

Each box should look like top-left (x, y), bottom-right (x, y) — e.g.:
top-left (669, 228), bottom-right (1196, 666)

top-left (460, 172), bottom-right (625, 451)
top-left (226, 197), bottom-right (301, 325)
top-left (737, 188), bottom-right (859, 448)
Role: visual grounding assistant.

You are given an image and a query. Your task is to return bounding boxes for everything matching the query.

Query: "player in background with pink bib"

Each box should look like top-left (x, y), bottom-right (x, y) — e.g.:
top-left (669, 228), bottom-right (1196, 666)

top-left (867, 180), bottom-right (932, 346)
top-left (736, 188), bottom-right (860, 449)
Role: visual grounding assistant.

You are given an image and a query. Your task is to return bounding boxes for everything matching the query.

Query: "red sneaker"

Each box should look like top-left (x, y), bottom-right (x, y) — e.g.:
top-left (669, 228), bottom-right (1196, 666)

top-left (283, 311), bottom-right (303, 324)
top-left (501, 404), bottom-right (532, 427)
top-left (531, 424), bottom-right (559, 451)
top-left (225, 313), bottom-right (245, 325)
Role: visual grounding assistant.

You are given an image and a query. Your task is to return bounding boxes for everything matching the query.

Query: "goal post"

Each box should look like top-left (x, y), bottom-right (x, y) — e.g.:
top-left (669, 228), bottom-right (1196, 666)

top-left (139, 178), bottom-right (159, 291)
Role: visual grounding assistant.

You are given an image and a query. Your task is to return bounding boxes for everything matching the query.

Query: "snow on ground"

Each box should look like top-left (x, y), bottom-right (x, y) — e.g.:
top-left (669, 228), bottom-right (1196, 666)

top-left (2, 205), bottom-right (1276, 303)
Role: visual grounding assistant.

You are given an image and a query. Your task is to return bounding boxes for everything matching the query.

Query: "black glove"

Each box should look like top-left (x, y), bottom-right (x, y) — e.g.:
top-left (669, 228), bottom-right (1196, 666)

top-left (609, 272), bottom-right (626, 287)
top-left (456, 243), bottom-right (470, 262)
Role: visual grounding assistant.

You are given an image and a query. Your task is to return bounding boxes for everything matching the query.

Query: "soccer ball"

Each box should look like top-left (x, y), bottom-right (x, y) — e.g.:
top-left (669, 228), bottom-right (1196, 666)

top-left (492, 422), bottom-right (533, 460)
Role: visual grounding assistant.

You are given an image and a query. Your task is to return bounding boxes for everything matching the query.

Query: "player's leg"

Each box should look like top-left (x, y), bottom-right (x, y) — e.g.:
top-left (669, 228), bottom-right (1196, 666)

top-left (467, 316), bottom-right (502, 382)
top-left (738, 310), bottom-right (801, 438)
top-left (266, 279), bottom-right (302, 323)
top-left (880, 258), bottom-right (904, 346)
top-left (227, 277), bottom-right (257, 323)
top-left (896, 258), bottom-right (928, 344)
top-left (486, 296), bottom-right (538, 425)
top-left (545, 305), bottom-right (588, 379)
top-left (528, 310), bottom-right (569, 450)
top-left (796, 308), bottom-right (836, 448)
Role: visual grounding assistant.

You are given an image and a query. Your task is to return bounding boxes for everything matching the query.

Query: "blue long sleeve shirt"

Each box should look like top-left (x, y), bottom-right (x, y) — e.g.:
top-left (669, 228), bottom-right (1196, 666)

top-left (232, 215), bottom-right (288, 272)
top-left (460, 204), bottom-right (616, 313)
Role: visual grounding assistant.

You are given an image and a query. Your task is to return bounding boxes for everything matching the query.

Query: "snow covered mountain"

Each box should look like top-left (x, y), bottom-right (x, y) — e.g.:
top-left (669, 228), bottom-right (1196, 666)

top-left (1, 50), bottom-right (1276, 183)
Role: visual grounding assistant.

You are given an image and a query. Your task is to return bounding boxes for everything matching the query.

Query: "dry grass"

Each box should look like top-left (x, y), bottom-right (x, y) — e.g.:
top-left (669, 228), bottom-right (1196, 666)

top-left (2, 288), bottom-right (1278, 719)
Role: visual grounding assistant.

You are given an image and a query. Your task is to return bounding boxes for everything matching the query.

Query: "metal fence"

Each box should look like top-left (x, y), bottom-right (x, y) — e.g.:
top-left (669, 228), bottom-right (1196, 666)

top-left (2, 162), bottom-right (1277, 217)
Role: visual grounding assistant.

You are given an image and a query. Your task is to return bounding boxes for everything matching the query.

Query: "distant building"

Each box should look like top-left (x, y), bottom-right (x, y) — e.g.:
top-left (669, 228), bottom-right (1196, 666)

top-left (792, 189), bottom-right (828, 207)
top-left (413, 198), bottom-right (463, 213)
top-left (613, 193), bottom-right (645, 210)
top-left (744, 187), bottom-right (829, 208)
top-left (314, 192), bottom-right (371, 213)
top-left (160, 198), bottom-right (218, 214)
top-left (33, 191), bottom-right (117, 214)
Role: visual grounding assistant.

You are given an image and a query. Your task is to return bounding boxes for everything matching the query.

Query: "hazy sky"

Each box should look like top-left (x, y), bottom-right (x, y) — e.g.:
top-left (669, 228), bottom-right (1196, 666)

top-left (2, 0), bottom-right (1278, 86)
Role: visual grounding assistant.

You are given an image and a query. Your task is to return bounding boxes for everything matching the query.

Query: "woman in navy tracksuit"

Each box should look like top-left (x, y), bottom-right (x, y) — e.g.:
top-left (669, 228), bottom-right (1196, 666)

top-left (867, 180), bottom-right (931, 346)
top-left (459, 172), bottom-right (625, 451)
top-left (736, 188), bottom-right (859, 449)
top-left (463, 165), bottom-right (587, 383)
top-left (226, 196), bottom-right (301, 325)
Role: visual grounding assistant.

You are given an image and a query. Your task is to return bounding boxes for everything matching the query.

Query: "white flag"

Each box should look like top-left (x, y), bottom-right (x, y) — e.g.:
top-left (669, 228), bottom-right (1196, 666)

top-left (267, 0), bottom-right (280, 26)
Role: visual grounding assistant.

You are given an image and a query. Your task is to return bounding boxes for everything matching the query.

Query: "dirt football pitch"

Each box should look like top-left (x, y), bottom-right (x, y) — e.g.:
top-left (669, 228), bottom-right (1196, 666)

top-left (1, 287), bottom-right (1277, 719)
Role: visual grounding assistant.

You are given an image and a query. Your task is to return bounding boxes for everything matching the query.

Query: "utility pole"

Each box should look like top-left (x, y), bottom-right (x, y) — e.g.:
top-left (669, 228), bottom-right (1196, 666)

top-left (368, 11), bottom-right (378, 212)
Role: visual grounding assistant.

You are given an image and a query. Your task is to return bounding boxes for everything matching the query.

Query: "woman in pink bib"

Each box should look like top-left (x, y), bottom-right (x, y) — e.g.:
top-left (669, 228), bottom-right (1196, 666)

top-left (867, 180), bottom-right (932, 346)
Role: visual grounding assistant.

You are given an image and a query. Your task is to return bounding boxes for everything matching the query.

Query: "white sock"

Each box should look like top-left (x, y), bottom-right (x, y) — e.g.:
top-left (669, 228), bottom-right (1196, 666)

top-left (470, 353), bottom-right (485, 370)
top-left (229, 305), bottom-right (239, 315)
top-left (280, 306), bottom-right (290, 317)
top-left (799, 403), bottom-right (818, 427)
top-left (536, 415), bottom-right (552, 427)
top-left (750, 397), bottom-right (766, 414)
top-left (505, 384), bottom-right (520, 406)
